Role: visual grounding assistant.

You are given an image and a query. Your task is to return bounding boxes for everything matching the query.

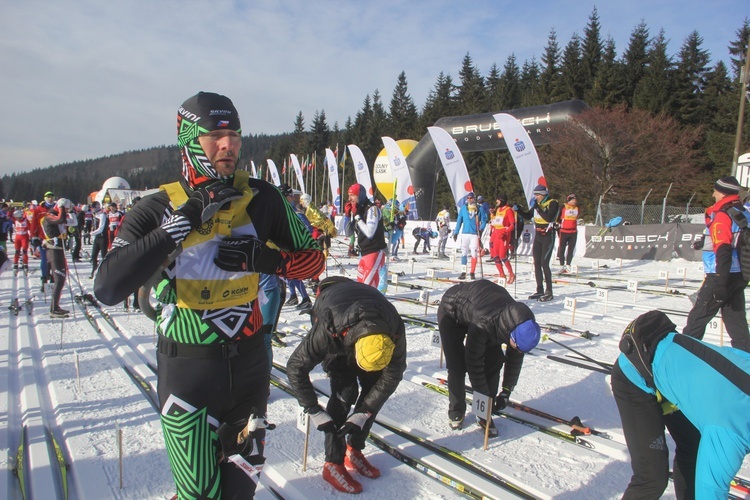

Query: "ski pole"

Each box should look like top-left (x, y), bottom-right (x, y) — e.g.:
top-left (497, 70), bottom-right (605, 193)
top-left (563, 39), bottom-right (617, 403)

top-left (543, 335), bottom-right (612, 372)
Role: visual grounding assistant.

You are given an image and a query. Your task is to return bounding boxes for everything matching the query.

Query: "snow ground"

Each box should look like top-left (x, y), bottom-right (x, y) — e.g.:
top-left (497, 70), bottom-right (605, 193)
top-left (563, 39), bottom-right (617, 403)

top-left (2, 231), bottom-right (749, 500)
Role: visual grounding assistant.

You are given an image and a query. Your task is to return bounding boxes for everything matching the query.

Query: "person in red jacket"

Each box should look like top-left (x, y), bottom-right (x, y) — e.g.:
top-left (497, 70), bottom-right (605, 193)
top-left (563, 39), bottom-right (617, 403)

top-left (557, 194), bottom-right (580, 274)
top-left (489, 194), bottom-right (516, 284)
top-left (12, 209), bottom-right (30, 275)
top-left (683, 176), bottom-right (750, 352)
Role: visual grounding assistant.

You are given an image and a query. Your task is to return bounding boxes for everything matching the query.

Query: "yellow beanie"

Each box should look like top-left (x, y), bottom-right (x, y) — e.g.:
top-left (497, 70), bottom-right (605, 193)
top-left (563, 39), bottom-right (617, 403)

top-left (354, 334), bottom-right (395, 372)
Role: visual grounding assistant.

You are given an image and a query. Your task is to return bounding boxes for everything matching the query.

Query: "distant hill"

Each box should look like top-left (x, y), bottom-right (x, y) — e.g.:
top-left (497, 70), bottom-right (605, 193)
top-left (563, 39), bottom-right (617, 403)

top-left (1, 134), bottom-right (286, 203)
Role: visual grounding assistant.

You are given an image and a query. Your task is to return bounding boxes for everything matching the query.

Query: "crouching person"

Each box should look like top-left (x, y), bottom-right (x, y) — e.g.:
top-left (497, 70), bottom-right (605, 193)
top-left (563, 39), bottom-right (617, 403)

top-left (287, 276), bottom-right (407, 494)
top-left (613, 310), bottom-right (750, 499)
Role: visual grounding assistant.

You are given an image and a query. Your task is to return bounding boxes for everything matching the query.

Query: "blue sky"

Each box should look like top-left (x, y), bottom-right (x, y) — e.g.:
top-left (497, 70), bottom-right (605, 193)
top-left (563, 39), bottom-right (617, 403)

top-left (0, 0), bottom-right (747, 178)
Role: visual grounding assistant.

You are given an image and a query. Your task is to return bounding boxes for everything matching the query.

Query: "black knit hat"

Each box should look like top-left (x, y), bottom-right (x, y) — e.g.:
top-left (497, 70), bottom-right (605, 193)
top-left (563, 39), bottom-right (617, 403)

top-left (496, 193), bottom-right (507, 203)
top-left (619, 310), bottom-right (676, 386)
top-left (714, 176), bottom-right (741, 195)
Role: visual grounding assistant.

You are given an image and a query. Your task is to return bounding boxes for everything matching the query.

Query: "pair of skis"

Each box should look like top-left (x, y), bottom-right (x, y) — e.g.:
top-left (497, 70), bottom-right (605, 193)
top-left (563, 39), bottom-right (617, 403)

top-left (13, 425), bottom-right (69, 500)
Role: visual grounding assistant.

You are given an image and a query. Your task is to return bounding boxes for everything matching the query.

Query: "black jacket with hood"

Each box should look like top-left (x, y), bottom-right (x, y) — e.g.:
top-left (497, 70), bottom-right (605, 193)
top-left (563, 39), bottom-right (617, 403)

top-left (287, 277), bottom-right (406, 414)
top-left (439, 280), bottom-right (535, 395)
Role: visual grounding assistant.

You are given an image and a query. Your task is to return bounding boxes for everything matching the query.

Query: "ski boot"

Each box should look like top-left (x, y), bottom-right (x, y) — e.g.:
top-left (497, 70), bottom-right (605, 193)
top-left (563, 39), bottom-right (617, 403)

top-left (477, 418), bottom-right (498, 437)
top-left (506, 272), bottom-right (516, 285)
top-left (13, 263), bottom-right (18, 276)
top-left (285, 296), bottom-right (299, 307)
top-left (344, 445), bottom-right (381, 478)
top-left (457, 272), bottom-right (466, 280)
top-left (469, 273), bottom-right (476, 280)
top-left (449, 416), bottom-right (464, 430)
top-left (322, 462), bottom-right (362, 493)
top-left (528, 291), bottom-right (544, 300)
top-left (538, 290), bottom-right (554, 302)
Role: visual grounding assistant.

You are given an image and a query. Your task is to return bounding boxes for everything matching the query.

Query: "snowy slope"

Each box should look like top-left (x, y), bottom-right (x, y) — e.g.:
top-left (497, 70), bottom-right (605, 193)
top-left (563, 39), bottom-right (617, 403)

top-left (2, 233), bottom-right (750, 500)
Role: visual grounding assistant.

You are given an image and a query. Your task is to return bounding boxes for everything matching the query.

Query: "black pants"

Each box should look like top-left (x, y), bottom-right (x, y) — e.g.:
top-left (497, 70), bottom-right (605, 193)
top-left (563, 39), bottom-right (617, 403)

top-left (90, 235), bottom-right (108, 271)
top-left (611, 361), bottom-right (699, 499)
top-left (324, 366), bottom-right (381, 464)
top-left (532, 230), bottom-right (555, 293)
top-left (557, 232), bottom-right (577, 266)
top-left (46, 248), bottom-right (66, 311)
top-left (413, 235), bottom-right (430, 253)
top-left (437, 308), bottom-right (502, 420)
top-left (683, 273), bottom-right (750, 352)
top-left (157, 332), bottom-right (269, 500)
top-left (71, 233), bottom-right (82, 260)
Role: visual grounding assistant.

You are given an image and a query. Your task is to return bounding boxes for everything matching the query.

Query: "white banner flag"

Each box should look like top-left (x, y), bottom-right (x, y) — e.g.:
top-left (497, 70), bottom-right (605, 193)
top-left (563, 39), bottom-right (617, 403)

top-left (427, 126), bottom-right (473, 212)
top-left (493, 113), bottom-right (546, 208)
top-left (250, 160), bottom-right (258, 179)
top-left (381, 136), bottom-right (418, 218)
top-left (347, 144), bottom-right (374, 201)
top-left (266, 159), bottom-right (281, 186)
top-left (289, 154), bottom-right (306, 194)
top-left (325, 148), bottom-right (341, 211)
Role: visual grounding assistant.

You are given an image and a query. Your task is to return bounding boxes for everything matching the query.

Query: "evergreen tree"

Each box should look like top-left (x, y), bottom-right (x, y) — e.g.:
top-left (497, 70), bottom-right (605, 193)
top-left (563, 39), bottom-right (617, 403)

top-left (291, 111), bottom-right (308, 154)
top-left (310, 110), bottom-right (331, 155)
top-left (585, 37), bottom-right (621, 108)
top-left (540, 29), bottom-right (562, 102)
top-left (485, 63), bottom-right (502, 112)
top-left (420, 72), bottom-right (456, 128)
top-left (620, 21), bottom-right (650, 107)
top-left (499, 54), bottom-right (522, 110)
top-left (672, 30), bottom-right (710, 125)
top-left (520, 57), bottom-right (543, 107)
top-left (456, 53), bottom-right (486, 114)
top-left (560, 33), bottom-right (584, 100)
top-left (728, 17), bottom-right (750, 80)
top-left (580, 7), bottom-right (603, 97)
top-left (633, 29), bottom-right (673, 114)
top-left (388, 71), bottom-right (419, 140)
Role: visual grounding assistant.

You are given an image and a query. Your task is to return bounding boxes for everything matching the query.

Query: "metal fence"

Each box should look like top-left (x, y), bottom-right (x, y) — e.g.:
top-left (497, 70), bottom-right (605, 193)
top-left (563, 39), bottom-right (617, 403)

top-left (595, 203), bottom-right (705, 226)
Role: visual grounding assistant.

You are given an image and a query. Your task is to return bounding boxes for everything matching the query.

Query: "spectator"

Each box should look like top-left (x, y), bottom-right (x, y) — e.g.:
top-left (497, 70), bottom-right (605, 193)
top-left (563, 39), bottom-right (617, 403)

top-left (683, 176), bottom-right (750, 352)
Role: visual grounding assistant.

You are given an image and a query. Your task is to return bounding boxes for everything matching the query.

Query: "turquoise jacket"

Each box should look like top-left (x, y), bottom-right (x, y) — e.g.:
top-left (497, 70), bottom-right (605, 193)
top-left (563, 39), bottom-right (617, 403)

top-left (618, 333), bottom-right (750, 498)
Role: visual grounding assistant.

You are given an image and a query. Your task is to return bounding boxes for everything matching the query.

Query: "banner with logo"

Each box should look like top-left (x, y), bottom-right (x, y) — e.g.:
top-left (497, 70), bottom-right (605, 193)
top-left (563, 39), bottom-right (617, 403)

top-left (347, 144), bottom-right (374, 201)
top-left (266, 159), bottom-right (281, 186)
top-left (250, 160), bottom-right (258, 179)
top-left (427, 126), bottom-right (473, 213)
top-left (381, 136), bottom-right (418, 218)
top-left (493, 113), bottom-right (546, 208)
top-left (289, 154), bottom-right (306, 194)
top-left (584, 223), bottom-right (703, 261)
top-left (325, 148), bottom-right (341, 212)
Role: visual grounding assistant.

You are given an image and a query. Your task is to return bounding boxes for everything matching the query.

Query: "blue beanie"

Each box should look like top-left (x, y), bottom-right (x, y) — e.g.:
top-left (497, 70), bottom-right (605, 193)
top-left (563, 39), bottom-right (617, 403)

top-left (510, 320), bottom-right (541, 353)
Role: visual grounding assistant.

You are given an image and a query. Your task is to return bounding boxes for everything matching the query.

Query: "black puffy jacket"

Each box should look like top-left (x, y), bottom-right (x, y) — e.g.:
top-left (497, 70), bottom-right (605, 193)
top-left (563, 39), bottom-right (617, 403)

top-left (438, 280), bottom-right (535, 395)
top-left (287, 277), bottom-right (406, 414)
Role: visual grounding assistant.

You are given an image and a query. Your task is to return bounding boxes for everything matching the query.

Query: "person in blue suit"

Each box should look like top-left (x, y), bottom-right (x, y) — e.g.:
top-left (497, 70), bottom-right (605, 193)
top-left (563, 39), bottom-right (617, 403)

top-left (612, 310), bottom-right (750, 499)
top-left (452, 192), bottom-right (487, 280)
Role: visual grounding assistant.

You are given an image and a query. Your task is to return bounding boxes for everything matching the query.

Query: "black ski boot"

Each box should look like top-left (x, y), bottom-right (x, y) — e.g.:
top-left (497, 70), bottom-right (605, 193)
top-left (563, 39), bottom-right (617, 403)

top-left (458, 272), bottom-right (467, 280)
top-left (528, 291), bottom-right (544, 300)
top-left (538, 290), bottom-right (554, 302)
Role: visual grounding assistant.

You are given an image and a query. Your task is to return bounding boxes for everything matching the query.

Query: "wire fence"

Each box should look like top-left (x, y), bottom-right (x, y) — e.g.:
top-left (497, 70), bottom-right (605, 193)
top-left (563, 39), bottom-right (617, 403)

top-left (596, 203), bottom-right (704, 226)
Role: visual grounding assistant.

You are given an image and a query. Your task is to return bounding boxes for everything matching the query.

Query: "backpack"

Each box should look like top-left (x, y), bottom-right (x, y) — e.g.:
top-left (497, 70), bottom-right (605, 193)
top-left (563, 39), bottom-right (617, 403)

top-left (723, 204), bottom-right (750, 281)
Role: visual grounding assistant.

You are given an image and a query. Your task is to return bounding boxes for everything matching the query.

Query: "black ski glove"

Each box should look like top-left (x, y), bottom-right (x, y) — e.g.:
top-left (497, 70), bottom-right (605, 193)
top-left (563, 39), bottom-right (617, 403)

top-left (713, 286), bottom-right (728, 303)
top-left (175, 181), bottom-right (244, 228)
top-left (452, 233), bottom-right (458, 242)
top-left (493, 389), bottom-right (511, 412)
top-left (214, 236), bottom-right (282, 274)
top-left (336, 411), bottom-right (371, 438)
